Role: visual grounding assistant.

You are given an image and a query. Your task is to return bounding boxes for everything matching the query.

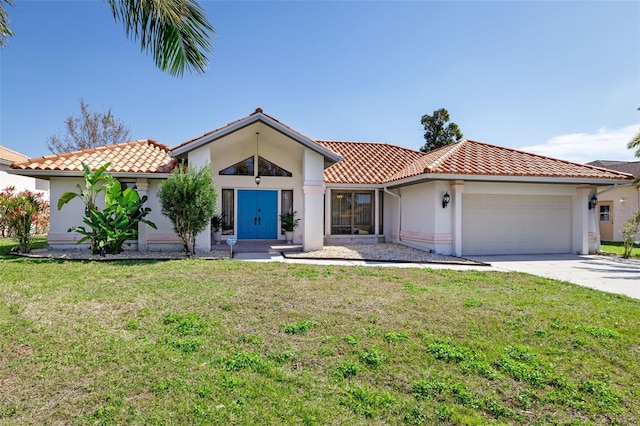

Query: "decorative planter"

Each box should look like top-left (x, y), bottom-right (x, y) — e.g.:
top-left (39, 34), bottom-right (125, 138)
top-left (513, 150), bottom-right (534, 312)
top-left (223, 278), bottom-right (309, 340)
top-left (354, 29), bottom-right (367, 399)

top-left (213, 229), bottom-right (223, 245)
top-left (284, 231), bottom-right (294, 244)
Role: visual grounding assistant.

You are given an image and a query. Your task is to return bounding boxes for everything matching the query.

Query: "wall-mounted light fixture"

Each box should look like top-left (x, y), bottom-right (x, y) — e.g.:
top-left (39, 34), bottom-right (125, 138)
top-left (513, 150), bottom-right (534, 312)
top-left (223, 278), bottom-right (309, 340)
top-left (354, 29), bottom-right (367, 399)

top-left (620, 198), bottom-right (627, 204)
top-left (442, 192), bottom-right (451, 208)
top-left (588, 195), bottom-right (598, 210)
top-left (255, 175), bottom-right (261, 186)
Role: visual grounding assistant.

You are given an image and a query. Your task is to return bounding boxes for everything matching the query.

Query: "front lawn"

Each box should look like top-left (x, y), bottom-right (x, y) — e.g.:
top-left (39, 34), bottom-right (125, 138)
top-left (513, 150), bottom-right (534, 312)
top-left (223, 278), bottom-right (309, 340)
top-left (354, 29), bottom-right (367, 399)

top-left (1, 241), bottom-right (639, 424)
top-left (600, 241), bottom-right (640, 258)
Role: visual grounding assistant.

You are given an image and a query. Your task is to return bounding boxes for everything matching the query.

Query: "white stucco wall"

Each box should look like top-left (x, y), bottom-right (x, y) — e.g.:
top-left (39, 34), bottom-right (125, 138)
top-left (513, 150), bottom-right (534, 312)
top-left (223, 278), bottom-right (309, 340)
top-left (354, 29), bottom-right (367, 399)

top-left (48, 177), bottom-right (90, 248)
top-left (0, 165), bottom-right (50, 201)
top-left (145, 179), bottom-right (183, 251)
top-left (596, 185), bottom-right (640, 242)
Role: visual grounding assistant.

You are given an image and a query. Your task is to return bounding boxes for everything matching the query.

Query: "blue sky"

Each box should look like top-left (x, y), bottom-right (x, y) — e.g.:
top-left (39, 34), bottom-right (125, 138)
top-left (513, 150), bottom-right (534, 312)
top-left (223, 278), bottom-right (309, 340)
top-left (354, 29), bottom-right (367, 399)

top-left (1, 0), bottom-right (639, 164)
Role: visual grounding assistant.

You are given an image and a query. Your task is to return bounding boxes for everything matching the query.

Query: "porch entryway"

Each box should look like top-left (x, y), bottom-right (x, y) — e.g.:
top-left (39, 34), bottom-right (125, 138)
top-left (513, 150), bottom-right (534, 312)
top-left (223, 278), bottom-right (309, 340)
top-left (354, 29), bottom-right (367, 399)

top-left (237, 190), bottom-right (278, 239)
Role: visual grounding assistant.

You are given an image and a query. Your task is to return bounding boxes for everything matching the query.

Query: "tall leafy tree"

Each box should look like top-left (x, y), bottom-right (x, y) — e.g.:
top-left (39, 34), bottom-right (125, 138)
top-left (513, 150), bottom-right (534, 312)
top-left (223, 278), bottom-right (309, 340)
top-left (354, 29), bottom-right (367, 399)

top-left (47, 99), bottom-right (131, 154)
top-left (0, 0), bottom-right (214, 76)
top-left (158, 163), bottom-right (217, 254)
top-left (420, 108), bottom-right (463, 153)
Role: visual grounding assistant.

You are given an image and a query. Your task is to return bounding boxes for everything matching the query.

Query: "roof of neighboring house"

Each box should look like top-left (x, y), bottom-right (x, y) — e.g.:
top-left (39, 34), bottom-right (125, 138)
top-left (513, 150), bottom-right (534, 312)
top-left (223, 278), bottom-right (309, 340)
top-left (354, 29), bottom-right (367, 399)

top-left (586, 160), bottom-right (640, 177)
top-left (320, 139), bottom-right (634, 184)
top-left (0, 145), bottom-right (29, 164)
top-left (11, 140), bottom-right (177, 174)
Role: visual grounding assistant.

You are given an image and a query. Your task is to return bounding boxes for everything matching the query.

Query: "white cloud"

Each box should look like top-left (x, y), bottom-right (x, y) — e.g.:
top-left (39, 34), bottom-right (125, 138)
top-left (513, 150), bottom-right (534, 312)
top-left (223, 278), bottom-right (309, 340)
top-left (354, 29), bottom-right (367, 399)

top-left (522, 124), bottom-right (640, 164)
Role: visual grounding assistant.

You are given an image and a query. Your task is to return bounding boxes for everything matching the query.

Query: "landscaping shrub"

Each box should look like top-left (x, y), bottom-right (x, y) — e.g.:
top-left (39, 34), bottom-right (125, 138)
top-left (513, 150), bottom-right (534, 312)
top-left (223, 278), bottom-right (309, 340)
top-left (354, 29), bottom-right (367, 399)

top-left (0, 186), bottom-right (49, 252)
top-left (158, 163), bottom-right (217, 254)
top-left (57, 163), bottom-right (156, 254)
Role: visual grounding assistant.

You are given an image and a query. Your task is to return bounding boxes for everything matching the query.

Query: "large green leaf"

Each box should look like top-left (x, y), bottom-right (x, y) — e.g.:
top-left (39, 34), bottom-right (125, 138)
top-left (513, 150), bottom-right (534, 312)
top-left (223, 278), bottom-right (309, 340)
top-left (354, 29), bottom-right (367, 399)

top-left (57, 191), bottom-right (78, 211)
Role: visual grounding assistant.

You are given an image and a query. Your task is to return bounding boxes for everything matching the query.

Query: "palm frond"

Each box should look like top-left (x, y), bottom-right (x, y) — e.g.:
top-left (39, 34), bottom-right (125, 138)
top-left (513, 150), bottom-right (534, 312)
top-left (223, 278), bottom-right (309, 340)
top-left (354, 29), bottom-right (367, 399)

top-left (628, 131), bottom-right (640, 158)
top-left (0, 0), bottom-right (15, 48)
top-left (106, 0), bottom-right (215, 77)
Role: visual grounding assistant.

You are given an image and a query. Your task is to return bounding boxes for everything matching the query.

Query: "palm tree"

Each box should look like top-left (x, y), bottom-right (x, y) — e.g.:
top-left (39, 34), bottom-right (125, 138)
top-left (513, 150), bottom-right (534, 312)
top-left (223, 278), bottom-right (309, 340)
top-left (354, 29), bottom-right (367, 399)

top-left (0, 0), bottom-right (13, 48)
top-left (628, 107), bottom-right (640, 158)
top-left (1, 0), bottom-right (214, 77)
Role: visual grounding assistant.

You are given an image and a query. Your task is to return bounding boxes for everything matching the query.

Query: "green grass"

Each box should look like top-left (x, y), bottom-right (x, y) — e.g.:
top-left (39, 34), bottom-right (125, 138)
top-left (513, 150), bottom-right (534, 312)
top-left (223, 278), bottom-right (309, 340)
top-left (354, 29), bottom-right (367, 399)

top-left (1, 238), bottom-right (639, 424)
top-left (600, 241), bottom-right (640, 258)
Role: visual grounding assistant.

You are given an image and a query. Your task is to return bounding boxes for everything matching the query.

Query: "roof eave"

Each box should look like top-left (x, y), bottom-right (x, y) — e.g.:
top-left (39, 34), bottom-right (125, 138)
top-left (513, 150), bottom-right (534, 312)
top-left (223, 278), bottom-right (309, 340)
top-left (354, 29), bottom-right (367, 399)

top-left (6, 169), bottom-right (174, 179)
top-left (170, 113), bottom-right (342, 164)
top-left (385, 173), bottom-right (635, 188)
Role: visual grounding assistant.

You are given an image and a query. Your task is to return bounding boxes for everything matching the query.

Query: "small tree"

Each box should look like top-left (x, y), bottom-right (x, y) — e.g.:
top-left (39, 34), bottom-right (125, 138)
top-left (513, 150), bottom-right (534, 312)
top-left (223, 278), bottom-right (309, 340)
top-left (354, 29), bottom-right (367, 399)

top-left (0, 186), bottom-right (48, 253)
top-left (420, 108), bottom-right (463, 153)
top-left (620, 212), bottom-right (640, 259)
top-left (58, 163), bottom-right (156, 254)
top-left (47, 99), bottom-right (131, 154)
top-left (158, 163), bottom-right (217, 254)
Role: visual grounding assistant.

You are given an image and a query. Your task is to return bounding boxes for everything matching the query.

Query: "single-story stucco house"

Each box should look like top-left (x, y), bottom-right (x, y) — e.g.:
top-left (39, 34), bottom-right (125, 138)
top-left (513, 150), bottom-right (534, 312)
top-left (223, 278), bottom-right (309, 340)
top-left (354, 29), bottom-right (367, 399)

top-left (586, 160), bottom-right (640, 242)
top-left (9, 109), bottom-right (635, 256)
top-left (0, 145), bottom-right (50, 201)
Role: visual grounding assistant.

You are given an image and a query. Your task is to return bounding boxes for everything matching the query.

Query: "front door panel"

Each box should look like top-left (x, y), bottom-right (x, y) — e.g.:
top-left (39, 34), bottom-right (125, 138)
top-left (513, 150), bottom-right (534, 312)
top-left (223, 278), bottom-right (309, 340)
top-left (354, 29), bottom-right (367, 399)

top-left (599, 201), bottom-right (614, 241)
top-left (237, 190), bottom-right (278, 239)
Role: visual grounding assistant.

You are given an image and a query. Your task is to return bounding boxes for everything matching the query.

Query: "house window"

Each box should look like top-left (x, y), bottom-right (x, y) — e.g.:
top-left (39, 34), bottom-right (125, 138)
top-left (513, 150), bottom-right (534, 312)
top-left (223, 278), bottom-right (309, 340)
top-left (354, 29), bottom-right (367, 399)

top-left (259, 157), bottom-right (292, 177)
top-left (599, 205), bottom-right (610, 222)
top-left (221, 189), bottom-right (235, 235)
top-left (219, 156), bottom-right (291, 177)
top-left (281, 190), bottom-right (293, 234)
top-left (219, 156), bottom-right (254, 176)
top-left (331, 191), bottom-right (374, 235)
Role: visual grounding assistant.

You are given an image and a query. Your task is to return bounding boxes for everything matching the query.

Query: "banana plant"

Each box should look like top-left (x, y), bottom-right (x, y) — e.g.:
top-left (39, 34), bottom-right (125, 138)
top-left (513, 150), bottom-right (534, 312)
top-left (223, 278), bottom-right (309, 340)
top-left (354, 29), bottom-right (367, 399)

top-left (58, 162), bottom-right (156, 254)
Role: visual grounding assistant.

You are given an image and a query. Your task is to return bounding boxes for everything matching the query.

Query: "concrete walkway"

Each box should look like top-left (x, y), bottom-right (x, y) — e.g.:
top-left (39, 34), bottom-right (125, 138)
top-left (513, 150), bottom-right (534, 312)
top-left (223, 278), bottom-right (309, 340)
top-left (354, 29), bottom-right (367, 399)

top-left (468, 254), bottom-right (640, 300)
top-left (234, 251), bottom-right (640, 300)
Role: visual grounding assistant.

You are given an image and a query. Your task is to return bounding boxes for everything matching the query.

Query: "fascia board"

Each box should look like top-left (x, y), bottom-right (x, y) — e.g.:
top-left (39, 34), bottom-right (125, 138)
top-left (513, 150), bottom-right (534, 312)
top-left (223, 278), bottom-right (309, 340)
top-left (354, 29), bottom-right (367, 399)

top-left (171, 113), bottom-right (342, 163)
top-left (385, 173), bottom-right (635, 188)
top-left (6, 169), bottom-right (173, 179)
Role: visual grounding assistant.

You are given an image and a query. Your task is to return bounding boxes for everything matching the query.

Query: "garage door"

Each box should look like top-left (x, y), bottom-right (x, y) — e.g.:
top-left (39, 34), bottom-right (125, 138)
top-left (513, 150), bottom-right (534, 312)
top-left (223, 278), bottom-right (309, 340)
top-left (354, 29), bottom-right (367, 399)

top-left (462, 194), bottom-right (572, 255)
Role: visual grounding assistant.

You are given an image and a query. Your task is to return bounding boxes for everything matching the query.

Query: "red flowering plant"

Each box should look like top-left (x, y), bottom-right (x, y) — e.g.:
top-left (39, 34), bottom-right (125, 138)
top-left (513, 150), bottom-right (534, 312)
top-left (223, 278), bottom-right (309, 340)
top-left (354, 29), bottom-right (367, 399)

top-left (0, 187), bottom-right (49, 253)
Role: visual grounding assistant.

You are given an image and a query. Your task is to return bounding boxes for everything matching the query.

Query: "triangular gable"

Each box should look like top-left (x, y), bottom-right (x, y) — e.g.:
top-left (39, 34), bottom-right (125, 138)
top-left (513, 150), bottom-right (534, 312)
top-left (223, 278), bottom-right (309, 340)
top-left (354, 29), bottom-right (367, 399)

top-left (171, 108), bottom-right (341, 165)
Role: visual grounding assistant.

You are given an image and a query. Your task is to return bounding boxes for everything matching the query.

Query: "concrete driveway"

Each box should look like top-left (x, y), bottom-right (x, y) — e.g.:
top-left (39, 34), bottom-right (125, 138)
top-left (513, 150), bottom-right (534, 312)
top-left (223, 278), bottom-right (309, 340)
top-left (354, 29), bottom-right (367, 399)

top-left (468, 254), bottom-right (640, 300)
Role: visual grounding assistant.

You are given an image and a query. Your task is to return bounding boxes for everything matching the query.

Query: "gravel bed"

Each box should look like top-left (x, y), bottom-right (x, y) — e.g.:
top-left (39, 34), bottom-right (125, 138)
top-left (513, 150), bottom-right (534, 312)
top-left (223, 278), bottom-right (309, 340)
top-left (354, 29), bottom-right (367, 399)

top-left (17, 243), bottom-right (482, 265)
top-left (20, 248), bottom-right (231, 261)
top-left (283, 243), bottom-right (483, 265)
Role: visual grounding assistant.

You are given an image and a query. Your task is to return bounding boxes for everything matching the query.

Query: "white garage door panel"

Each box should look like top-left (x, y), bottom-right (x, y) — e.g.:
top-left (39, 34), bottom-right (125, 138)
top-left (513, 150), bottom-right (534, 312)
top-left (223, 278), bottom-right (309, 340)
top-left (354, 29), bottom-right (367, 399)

top-left (462, 195), bottom-right (572, 255)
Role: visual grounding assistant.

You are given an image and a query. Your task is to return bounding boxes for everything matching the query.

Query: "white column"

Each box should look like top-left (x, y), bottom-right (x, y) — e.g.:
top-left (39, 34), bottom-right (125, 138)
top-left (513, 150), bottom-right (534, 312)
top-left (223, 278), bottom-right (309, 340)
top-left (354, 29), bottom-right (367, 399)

top-left (302, 149), bottom-right (326, 251)
top-left (303, 181), bottom-right (326, 251)
top-left (574, 184), bottom-right (591, 255)
top-left (136, 178), bottom-right (149, 251)
top-left (450, 180), bottom-right (465, 257)
top-left (374, 189), bottom-right (380, 238)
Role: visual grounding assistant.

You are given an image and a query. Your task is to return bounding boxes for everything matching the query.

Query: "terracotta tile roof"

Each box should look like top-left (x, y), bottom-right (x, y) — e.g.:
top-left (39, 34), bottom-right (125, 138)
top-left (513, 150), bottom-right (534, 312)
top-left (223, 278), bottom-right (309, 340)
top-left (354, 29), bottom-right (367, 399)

top-left (587, 160), bottom-right (640, 177)
top-left (11, 140), bottom-right (177, 174)
top-left (320, 139), bottom-right (634, 184)
top-left (0, 145), bottom-right (29, 163)
top-left (317, 141), bottom-right (424, 184)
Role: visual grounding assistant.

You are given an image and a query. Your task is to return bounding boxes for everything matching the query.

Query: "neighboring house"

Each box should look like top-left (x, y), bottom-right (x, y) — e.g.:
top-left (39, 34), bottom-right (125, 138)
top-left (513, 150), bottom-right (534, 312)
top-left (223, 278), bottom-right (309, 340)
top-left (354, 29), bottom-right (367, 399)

top-left (9, 109), bottom-right (634, 256)
top-left (0, 145), bottom-right (50, 200)
top-left (586, 160), bottom-right (640, 242)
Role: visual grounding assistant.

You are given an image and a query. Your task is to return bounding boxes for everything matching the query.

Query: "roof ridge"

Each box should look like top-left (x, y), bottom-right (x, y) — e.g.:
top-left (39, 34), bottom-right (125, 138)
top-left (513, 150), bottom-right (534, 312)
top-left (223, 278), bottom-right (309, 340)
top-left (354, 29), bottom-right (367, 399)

top-left (423, 140), bottom-right (465, 172)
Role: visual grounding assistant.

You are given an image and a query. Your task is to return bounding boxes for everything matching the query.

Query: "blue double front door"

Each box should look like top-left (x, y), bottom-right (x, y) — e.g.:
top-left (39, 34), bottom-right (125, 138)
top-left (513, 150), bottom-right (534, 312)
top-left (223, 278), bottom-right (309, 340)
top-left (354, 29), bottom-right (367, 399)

top-left (237, 190), bottom-right (278, 239)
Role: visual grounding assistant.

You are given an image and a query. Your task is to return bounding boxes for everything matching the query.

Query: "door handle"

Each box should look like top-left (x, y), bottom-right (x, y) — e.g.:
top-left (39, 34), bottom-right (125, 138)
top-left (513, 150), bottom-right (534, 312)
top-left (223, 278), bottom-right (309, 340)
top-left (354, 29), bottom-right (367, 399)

top-left (258, 217), bottom-right (261, 225)
top-left (254, 217), bottom-right (257, 226)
